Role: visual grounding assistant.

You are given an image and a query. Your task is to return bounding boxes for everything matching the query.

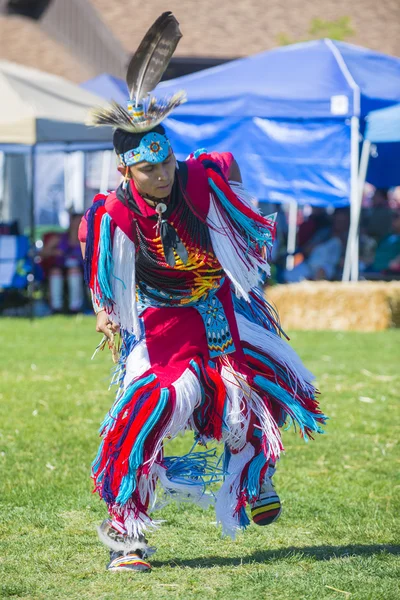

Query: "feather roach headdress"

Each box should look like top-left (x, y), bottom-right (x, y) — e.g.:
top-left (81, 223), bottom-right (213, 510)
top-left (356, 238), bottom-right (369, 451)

top-left (88, 12), bottom-right (186, 133)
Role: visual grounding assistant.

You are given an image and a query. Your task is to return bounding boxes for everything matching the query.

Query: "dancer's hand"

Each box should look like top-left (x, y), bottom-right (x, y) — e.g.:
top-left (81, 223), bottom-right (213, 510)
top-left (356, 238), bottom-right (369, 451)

top-left (96, 310), bottom-right (119, 339)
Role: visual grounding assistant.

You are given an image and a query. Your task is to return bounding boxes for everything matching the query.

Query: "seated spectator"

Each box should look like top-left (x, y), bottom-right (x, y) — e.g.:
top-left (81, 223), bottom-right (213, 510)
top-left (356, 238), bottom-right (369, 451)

top-left (0, 220), bottom-right (20, 235)
top-left (297, 207), bottom-right (332, 251)
top-left (370, 210), bottom-right (400, 274)
top-left (363, 188), bottom-right (393, 244)
top-left (358, 226), bottom-right (377, 273)
top-left (283, 209), bottom-right (350, 283)
top-left (40, 213), bottom-right (84, 313)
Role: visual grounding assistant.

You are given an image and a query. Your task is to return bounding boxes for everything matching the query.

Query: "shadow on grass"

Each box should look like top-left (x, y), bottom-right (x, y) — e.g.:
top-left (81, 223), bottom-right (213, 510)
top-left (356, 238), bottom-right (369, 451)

top-left (152, 544), bottom-right (400, 569)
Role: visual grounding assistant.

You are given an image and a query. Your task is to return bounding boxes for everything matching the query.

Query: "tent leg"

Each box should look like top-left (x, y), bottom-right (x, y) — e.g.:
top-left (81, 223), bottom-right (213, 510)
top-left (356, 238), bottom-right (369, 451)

top-left (286, 201), bottom-right (298, 271)
top-left (100, 150), bottom-right (113, 193)
top-left (28, 146), bottom-right (36, 321)
top-left (65, 151), bottom-right (85, 213)
top-left (343, 138), bottom-right (370, 282)
top-left (343, 116), bottom-right (360, 282)
top-left (354, 139), bottom-right (371, 274)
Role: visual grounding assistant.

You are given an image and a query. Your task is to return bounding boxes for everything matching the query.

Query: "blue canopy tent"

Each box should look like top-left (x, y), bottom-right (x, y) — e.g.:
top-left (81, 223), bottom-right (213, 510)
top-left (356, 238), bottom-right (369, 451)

top-left (365, 103), bottom-right (400, 144)
top-left (82, 40), bottom-right (400, 280)
top-left (81, 73), bottom-right (129, 103)
top-left (158, 39), bottom-right (400, 280)
top-left (345, 103), bottom-right (400, 280)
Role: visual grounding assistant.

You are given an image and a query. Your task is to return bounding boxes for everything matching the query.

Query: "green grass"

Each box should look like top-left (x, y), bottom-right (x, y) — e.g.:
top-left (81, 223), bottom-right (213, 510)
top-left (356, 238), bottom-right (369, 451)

top-left (0, 317), bottom-right (399, 600)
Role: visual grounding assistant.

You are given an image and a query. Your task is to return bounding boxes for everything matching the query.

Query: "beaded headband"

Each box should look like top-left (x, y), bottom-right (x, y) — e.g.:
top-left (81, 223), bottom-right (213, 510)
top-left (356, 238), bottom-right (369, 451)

top-left (121, 132), bottom-right (171, 166)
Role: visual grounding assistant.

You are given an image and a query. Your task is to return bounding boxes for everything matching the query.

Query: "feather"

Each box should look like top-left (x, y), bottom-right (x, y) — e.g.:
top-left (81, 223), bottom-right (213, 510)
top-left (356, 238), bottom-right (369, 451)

top-left (87, 92), bottom-right (186, 133)
top-left (126, 12), bottom-right (182, 105)
top-left (87, 101), bottom-right (133, 129)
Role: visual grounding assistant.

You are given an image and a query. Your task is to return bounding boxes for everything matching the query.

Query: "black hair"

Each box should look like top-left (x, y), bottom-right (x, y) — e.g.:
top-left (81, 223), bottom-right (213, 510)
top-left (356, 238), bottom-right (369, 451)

top-left (333, 207), bottom-right (351, 217)
top-left (113, 124), bottom-right (166, 156)
top-left (375, 188), bottom-right (389, 197)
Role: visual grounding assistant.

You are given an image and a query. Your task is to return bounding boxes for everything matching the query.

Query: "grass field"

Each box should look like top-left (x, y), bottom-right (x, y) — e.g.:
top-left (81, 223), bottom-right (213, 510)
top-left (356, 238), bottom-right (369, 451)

top-left (0, 317), bottom-right (399, 600)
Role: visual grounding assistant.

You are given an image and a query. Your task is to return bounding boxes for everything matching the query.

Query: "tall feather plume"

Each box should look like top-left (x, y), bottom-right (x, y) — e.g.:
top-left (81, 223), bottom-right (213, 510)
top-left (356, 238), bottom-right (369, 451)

top-left (126, 12), bottom-right (182, 106)
top-left (86, 12), bottom-right (185, 132)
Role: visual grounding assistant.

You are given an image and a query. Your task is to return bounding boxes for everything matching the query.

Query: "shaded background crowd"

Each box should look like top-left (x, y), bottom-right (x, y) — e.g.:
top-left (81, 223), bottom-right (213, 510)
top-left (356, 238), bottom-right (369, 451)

top-left (271, 187), bottom-right (400, 285)
top-left (2, 185), bottom-right (399, 316)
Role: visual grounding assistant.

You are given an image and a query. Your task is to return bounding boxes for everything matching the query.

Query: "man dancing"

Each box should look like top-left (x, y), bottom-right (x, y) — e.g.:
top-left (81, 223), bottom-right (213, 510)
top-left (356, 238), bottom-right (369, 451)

top-left (80, 12), bottom-right (326, 572)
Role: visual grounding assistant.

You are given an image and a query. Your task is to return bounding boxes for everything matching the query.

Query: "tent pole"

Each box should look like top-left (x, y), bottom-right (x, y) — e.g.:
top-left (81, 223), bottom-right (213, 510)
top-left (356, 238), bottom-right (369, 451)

top-left (286, 200), bottom-right (298, 271)
top-left (342, 116), bottom-right (360, 281)
top-left (100, 150), bottom-right (112, 193)
top-left (354, 139), bottom-right (371, 270)
top-left (82, 151), bottom-right (87, 212)
top-left (350, 117), bottom-right (361, 281)
top-left (28, 145), bottom-right (36, 320)
top-left (343, 139), bottom-right (371, 281)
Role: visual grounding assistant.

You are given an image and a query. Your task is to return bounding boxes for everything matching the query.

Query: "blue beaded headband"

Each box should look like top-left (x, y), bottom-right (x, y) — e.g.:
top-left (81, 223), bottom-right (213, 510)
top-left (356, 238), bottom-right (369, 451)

top-left (121, 131), bottom-right (171, 166)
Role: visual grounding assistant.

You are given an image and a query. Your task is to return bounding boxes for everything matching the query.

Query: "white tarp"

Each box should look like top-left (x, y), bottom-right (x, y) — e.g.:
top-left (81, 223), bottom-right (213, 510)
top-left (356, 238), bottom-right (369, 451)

top-left (0, 60), bottom-right (111, 145)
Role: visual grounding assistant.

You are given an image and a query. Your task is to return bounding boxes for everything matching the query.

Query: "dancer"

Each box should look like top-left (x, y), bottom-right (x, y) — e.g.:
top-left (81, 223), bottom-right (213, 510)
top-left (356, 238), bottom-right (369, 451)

top-left (80, 12), bottom-right (326, 573)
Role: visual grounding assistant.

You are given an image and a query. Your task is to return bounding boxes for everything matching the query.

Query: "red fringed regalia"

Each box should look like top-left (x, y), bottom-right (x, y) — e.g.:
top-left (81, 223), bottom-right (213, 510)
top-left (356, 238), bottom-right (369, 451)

top-left (80, 150), bottom-right (326, 539)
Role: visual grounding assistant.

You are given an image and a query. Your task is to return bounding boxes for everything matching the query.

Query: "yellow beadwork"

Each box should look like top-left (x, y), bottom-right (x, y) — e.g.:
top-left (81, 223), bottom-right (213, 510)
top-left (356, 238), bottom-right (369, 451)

top-left (142, 225), bottom-right (224, 303)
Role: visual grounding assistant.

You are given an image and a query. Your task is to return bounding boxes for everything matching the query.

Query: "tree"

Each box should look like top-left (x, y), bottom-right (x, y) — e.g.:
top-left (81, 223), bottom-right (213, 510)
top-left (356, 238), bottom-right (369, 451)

top-left (277, 16), bottom-right (355, 46)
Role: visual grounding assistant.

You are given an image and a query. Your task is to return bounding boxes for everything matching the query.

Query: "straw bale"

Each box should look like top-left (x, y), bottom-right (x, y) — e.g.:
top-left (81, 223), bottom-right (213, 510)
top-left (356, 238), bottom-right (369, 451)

top-left (266, 281), bottom-right (400, 331)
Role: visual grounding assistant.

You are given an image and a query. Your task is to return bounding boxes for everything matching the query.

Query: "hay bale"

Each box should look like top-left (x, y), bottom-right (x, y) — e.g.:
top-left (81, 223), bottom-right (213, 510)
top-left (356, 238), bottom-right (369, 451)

top-left (266, 281), bottom-right (400, 331)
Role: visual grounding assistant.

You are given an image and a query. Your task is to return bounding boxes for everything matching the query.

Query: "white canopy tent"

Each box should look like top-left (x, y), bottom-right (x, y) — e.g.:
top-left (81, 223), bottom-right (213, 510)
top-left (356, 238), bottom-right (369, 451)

top-left (0, 60), bottom-right (113, 234)
top-left (0, 60), bottom-right (112, 145)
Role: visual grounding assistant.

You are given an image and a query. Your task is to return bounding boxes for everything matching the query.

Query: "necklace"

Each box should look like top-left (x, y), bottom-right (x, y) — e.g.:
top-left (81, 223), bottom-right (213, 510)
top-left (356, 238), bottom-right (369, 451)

top-left (143, 193), bottom-right (169, 205)
top-left (143, 192), bottom-right (170, 219)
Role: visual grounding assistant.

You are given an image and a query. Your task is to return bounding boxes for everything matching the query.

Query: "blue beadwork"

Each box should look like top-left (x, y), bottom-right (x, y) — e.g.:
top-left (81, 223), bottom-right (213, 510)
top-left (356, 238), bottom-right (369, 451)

top-left (195, 294), bottom-right (235, 358)
top-left (122, 132), bottom-right (170, 166)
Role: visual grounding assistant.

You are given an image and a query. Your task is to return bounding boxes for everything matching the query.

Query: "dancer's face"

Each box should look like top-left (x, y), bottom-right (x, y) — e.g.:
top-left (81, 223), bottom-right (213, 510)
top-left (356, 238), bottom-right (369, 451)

top-left (129, 150), bottom-right (176, 199)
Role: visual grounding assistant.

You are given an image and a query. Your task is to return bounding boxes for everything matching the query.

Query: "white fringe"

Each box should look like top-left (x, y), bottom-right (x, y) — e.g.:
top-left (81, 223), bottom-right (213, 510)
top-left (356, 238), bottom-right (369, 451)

top-left (235, 312), bottom-right (315, 393)
top-left (221, 362), bottom-right (282, 463)
top-left (207, 194), bottom-right (270, 300)
top-left (215, 442), bottom-right (255, 538)
top-left (116, 501), bottom-right (162, 539)
top-left (228, 180), bottom-right (260, 211)
top-left (97, 526), bottom-right (152, 554)
top-left (248, 390), bottom-right (282, 461)
top-left (229, 180), bottom-right (277, 230)
top-left (169, 367), bottom-right (202, 438)
top-left (111, 227), bottom-right (141, 338)
top-left (137, 469), bottom-right (159, 513)
top-left (220, 365), bottom-right (251, 452)
top-left (123, 338), bottom-right (151, 389)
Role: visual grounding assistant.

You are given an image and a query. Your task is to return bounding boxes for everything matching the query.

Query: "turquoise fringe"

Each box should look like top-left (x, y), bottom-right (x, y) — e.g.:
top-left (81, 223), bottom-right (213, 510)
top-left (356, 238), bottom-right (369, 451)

top-left (246, 452), bottom-right (268, 502)
top-left (253, 373), bottom-right (325, 439)
top-left (208, 178), bottom-right (273, 251)
top-left (97, 213), bottom-right (114, 307)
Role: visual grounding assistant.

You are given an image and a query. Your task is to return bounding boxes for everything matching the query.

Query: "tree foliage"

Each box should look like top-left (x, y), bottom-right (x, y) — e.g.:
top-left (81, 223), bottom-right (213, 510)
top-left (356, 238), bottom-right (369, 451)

top-left (277, 16), bottom-right (355, 46)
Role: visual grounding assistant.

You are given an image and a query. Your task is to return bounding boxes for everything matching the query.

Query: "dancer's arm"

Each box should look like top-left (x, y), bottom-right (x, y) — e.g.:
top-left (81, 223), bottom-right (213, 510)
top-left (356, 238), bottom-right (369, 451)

top-left (79, 215), bottom-right (118, 338)
top-left (228, 158), bottom-right (242, 183)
